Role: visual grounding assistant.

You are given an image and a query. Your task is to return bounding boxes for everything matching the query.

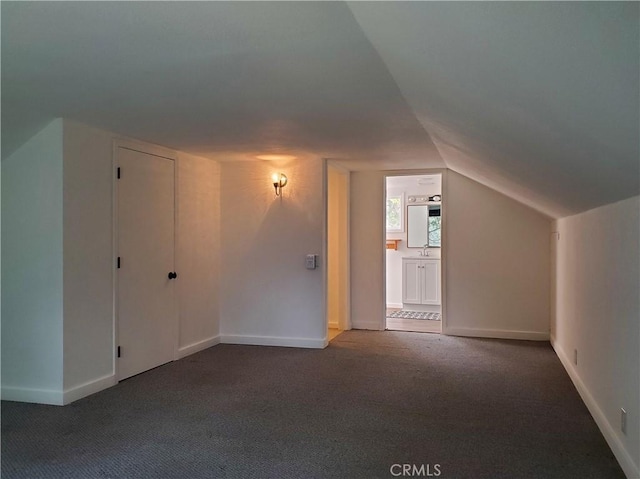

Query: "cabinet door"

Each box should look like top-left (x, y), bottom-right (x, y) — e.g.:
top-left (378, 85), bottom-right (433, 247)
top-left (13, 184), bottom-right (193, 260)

top-left (402, 260), bottom-right (422, 304)
top-left (421, 260), bottom-right (441, 305)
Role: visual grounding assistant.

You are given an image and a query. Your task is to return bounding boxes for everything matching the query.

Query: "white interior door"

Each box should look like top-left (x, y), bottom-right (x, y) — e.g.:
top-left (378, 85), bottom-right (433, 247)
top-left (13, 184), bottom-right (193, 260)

top-left (117, 147), bottom-right (176, 380)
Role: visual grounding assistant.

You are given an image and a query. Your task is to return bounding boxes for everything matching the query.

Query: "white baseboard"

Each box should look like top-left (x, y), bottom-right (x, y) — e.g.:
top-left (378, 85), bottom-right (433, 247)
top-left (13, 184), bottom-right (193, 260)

top-left (386, 302), bottom-right (403, 309)
top-left (443, 326), bottom-right (549, 341)
top-left (63, 373), bottom-right (117, 405)
top-left (1, 385), bottom-right (64, 405)
top-left (351, 320), bottom-right (384, 331)
top-left (551, 339), bottom-right (639, 479)
top-left (221, 334), bottom-right (326, 349)
top-left (328, 321), bottom-right (339, 329)
top-left (177, 335), bottom-right (221, 359)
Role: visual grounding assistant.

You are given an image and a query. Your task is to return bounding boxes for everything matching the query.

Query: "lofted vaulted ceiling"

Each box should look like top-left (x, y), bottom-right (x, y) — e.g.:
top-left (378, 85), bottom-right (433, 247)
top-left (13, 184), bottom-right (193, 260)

top-left (349, 2), bottom-right (639, 217)
top-left (2, 2), bottom-right (638, 218)
top-left (1, 2), bottom-right (443, 172)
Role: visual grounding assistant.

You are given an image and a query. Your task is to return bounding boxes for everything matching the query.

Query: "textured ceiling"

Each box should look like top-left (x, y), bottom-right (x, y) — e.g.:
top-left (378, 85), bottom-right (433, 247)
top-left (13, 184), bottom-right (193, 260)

top-left (2, 2), bottom-right (638, 217)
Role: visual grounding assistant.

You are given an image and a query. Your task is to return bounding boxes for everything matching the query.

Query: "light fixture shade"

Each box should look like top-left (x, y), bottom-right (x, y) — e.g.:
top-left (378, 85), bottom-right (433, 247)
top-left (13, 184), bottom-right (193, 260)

top-left (278, 174), bottom-right (288, 188)
top-left (272, 173), bottom-right (287, 196)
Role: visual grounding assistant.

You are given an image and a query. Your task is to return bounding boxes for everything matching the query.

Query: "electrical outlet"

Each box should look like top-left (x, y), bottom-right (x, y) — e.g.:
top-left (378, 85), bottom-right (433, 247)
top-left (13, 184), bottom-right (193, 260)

top-left (573, 349), bottom-right (578, 366)
top-left (621, 408), bottom-right (627, 434)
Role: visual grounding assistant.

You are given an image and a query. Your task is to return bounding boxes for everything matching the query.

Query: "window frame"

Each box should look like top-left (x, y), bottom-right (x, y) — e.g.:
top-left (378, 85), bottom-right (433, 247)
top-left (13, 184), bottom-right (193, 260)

top-left (386, 193), bottom-right (405, 233)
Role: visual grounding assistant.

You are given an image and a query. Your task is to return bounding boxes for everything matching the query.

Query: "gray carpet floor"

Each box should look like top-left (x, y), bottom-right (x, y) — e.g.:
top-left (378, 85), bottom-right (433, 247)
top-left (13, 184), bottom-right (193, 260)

top-left (1, 331), bottom-right (624, 479)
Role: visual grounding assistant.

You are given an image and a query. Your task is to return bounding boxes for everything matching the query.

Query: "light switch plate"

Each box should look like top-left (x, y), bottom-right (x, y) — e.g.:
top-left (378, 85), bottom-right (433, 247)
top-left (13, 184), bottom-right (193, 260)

top-left (305, 254), bottom-right (317, 270)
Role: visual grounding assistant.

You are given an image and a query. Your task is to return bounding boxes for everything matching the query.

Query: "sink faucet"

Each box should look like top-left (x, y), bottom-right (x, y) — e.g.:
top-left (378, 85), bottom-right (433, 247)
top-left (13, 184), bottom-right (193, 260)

top-left (422, 244), bottom-right (430, 256)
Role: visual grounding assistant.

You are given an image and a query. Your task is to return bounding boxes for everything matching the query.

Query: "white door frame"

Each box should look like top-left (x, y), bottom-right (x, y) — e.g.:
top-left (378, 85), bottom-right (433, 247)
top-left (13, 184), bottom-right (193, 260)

top-left (382, 169), bottom-right (447, 333)
top-left (324, 160), bottom-right (352, 338)
top-left (111, 139), bottom-right (180, 380)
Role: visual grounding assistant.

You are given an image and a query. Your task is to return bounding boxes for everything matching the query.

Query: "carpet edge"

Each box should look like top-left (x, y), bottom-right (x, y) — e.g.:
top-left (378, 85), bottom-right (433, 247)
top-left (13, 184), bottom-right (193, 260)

top-left (552, 338), bottom-right (639, 479)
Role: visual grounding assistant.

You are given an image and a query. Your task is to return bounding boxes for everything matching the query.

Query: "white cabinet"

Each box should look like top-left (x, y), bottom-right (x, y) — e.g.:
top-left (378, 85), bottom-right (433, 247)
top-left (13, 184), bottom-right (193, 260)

top-left (402, 258), bottom-right (441, 305)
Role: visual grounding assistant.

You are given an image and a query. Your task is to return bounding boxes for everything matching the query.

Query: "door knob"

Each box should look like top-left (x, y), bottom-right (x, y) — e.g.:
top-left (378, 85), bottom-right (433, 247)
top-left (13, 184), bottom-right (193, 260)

top-left (168, 272), bottom-right (177, 280)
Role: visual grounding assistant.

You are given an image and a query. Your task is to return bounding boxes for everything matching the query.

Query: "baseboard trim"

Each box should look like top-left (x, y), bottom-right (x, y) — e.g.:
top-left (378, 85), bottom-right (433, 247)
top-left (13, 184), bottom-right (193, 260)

top-left (177, 335), bottom-right (221, 359)
top-left (444, 327), bottom-right (549, 341)
top-left (1, 385), bottom-right (64, 405)
top-left (221, 334), bottom-right (325, 349)
top-left (328, 321), bottom-right (339, 329)
top-left (63, 373), bottom-right (117, 405)
top-left (352, 320), bottom-right (384, 331)
top-left (551, 339), bottom-right (639, 479)
top-left (386, 303), bottom-right (403, 309)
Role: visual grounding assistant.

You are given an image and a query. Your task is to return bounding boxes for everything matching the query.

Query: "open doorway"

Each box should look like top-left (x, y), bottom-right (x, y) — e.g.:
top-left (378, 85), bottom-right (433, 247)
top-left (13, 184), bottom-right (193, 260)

top-left (385, 174), bottom-right (442, 334)
top-left (326, 163), bottom-right (350, 342)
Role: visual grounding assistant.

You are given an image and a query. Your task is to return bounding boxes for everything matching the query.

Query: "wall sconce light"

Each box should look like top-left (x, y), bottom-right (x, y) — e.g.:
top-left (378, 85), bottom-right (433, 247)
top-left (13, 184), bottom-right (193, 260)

top-left (272, 173), bottom-right (288, 196)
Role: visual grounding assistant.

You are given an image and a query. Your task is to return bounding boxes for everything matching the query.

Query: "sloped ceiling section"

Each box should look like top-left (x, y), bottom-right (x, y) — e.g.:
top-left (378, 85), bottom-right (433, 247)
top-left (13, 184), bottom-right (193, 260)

top-left (349, 2), bottom-right (639, 218)
top-left (3, 3), bottom-right (638, 218)
top-left (1, 2), bottom-right (443, 171)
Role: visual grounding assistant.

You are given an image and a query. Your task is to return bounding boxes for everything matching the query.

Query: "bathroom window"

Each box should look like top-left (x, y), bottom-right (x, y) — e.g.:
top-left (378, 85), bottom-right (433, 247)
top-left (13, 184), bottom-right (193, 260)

top-left (428, 217), bottom-right (441, 247)
top-left (428, 205), bottom-right (441, 247)
top-left (386, 194), bottom-right (404, 232)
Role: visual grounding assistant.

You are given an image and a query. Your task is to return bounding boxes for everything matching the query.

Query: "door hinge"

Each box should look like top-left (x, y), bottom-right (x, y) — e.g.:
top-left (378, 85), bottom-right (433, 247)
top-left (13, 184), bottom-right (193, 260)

top-left (117, 167), bottom-right (121, 179)
top-left (117, 257), bottom-right (121, 269)
top-left (117, 346), bottom-right (121, 358)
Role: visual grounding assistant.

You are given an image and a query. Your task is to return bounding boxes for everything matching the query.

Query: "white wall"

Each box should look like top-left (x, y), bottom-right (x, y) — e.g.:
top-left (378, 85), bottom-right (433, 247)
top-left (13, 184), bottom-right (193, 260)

top-left (327, 165), bottom-right (351, 331)
top-left (176, 152), bottom-right (221, 356)
top-left (444, 170), bottom-right (551, 340)
top-left (385, 247), bottom-right (404, 308)
top-left (3, 119), bottom-right (221, 404)
top-left (62, 121), bottom-right (221, 401)
top-left (336, 168), bottom-right (350, 330)
top-left (351, 168), bottom-right (551, 338)
top-left (552, 196), bottom-right (639, 478)
top-left (350, 171), bottom-right (386, 330)
top-left (327, 167), bottom-right (341, 329)
top-left (219, 159), bottom-right (325, 348)
top-left (1, 119), bottom-right (65, 403)
top-left (62, 121), bottom-right (116, 399)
